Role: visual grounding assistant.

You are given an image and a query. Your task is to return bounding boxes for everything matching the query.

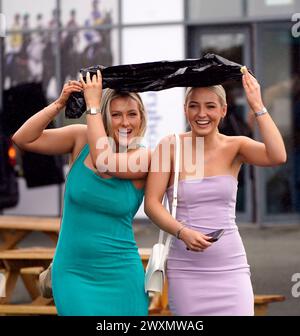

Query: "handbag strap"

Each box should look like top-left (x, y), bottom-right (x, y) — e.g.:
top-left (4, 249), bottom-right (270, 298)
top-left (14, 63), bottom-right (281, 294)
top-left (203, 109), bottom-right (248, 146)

top-left (171, 133), bottom-right (181, 218)
top-left (159, 134), bottom-right (180, 258)
top-left (158, 196), bottom-right (169, 244)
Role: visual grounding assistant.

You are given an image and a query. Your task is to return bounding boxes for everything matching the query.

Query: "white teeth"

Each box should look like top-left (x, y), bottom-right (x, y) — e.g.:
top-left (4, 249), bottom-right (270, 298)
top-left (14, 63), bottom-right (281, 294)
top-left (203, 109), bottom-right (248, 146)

top-left (196, 121), bottom-right (210, 125)
top-left (118, 129), bottom-right (132, 136)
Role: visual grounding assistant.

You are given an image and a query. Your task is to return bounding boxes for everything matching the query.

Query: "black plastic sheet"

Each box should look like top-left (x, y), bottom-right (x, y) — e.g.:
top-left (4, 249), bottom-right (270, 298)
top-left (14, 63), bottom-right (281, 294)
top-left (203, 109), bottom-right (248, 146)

top-left (65, 53), bottom-right (247, 119)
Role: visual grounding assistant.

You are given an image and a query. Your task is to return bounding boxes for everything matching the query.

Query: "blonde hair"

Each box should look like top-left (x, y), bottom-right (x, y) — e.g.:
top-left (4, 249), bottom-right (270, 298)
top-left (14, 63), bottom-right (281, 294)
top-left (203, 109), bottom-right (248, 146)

top-left (185, 85), bottom-right (227, 107)
top-left (100, 88), bottom-right (147, 139)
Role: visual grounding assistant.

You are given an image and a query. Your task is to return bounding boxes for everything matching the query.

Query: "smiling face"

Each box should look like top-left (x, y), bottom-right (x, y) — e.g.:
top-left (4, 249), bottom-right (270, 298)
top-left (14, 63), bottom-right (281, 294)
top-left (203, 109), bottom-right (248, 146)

top-left (185, 87), bottom-right (227, 137)
top-left (109, 96), bottom-right (142, 147)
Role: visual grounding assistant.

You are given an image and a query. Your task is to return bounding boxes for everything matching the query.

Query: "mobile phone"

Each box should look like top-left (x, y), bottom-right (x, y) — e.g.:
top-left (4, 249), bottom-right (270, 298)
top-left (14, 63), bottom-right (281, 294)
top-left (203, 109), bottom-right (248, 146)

top-left (207, 229), bottom-right (225, 242)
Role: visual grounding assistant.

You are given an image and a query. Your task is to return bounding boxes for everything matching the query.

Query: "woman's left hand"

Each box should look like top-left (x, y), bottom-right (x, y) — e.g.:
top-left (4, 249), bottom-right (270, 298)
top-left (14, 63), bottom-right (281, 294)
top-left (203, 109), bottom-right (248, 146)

top-left (79, 69), bottom-right (102, 108)
top-left (242, 67), bottom-right (264, 113)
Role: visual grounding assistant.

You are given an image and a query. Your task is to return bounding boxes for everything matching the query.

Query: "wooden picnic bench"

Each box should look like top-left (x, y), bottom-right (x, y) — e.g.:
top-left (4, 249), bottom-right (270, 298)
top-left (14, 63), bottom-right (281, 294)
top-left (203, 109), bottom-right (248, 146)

top-left (0, 247), bottom-right (153, 315)
top-left (254, 294), bottom-right (285, 316)
top-left (0, 246), bottom-right (285, 316)
top-left (0, 247), bottom-right (54, 306)
top-left (0, 216), bottom-right (60, 251)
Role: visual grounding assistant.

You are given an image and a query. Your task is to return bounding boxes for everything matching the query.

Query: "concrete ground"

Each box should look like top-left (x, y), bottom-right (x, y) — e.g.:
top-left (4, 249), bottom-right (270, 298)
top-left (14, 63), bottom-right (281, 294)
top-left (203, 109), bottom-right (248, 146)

top-left (6, 221), bottom-right (300, 316)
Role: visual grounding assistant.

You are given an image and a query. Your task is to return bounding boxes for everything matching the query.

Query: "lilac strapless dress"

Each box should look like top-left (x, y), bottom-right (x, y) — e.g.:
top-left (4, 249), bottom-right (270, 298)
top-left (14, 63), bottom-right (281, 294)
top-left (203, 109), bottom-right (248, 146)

top-left (166, 175), bottom-right (254, 316)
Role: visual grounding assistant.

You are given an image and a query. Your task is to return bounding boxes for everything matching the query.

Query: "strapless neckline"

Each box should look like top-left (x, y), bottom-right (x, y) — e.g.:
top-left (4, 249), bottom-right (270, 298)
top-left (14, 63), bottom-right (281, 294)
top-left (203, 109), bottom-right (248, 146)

top-left (167, 175), bottom-right (238, 191)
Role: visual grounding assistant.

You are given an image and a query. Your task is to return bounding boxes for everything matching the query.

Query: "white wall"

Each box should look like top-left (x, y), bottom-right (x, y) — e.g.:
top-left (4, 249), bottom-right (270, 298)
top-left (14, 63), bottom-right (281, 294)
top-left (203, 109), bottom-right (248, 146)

top-left (122, 0), bottom-right (183, 24)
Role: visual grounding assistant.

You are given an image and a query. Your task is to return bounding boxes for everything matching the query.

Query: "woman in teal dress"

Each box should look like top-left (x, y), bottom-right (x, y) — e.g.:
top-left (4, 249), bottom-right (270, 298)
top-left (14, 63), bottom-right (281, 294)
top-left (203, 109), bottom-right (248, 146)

top-left (12, 72), bottom-right (150, 315)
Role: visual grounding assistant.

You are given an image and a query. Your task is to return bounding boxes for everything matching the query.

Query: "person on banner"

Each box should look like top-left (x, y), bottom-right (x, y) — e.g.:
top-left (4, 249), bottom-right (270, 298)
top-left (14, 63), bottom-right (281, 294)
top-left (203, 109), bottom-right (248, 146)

top-left (144, 67), bottom-right (287, 315)
top-left (12, 72), bottom-right (150, 316)
top-left (9, 14), bottom-right (23, 53)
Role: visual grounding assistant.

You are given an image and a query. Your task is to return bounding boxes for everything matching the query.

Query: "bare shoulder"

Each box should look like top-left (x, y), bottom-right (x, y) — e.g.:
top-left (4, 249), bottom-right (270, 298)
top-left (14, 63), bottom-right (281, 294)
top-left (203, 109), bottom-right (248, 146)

top-left (144, 147), bottom-right (153, 157)
top-left (157, 134), bottom-right (177, 155)
top-left (228, 135), bottom-right (255, 150)
top-left (218, 134), bottom-right (247, 161)
top-left (220, 134), bottom-right (247, 148)
top-left (134, 146), bottom-right (152, 163)
top-left (157, 134), bottom-right (175, 145)
top-left (158, 133), bottom-right (186, 146)
top-left (152, 134), bottom-right (174, 159)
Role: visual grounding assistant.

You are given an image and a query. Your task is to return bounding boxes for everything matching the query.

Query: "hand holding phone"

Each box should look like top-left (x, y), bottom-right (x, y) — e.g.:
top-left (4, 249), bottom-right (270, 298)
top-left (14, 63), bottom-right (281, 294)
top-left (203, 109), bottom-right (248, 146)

top-left (207, 229), bottom-right (225, 242)
top-left (185, 228), bottom-right (225, 251)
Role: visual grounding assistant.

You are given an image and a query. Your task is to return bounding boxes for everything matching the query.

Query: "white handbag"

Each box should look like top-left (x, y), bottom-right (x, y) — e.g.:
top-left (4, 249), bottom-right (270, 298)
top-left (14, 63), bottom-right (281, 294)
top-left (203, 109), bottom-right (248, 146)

top-left (38, 262), bottom-right (53, 298)
top-left (0, 272), bottom-right (6, 297)
top-left (145, 134), bottom-right (180, 294)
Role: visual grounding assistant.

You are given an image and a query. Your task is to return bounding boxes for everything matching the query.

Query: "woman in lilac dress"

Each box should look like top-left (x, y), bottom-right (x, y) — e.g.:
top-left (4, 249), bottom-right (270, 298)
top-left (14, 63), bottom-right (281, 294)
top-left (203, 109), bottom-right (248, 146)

top-left (144, 67), bottom-right (286, 316)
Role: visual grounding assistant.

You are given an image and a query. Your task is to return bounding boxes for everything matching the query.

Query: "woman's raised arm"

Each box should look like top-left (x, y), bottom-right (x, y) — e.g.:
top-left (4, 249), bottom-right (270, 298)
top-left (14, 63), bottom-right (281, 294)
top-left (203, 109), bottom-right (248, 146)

top-left (238, 68), bottom-right (287, 166)
top-left (80, 70), bottom-right (151, 179)
top-left (12, 81), bottom-right (85, 155)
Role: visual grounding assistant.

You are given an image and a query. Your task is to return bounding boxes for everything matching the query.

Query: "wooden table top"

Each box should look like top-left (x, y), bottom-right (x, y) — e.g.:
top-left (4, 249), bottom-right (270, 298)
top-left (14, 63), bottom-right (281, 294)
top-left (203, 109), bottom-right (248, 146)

top-left (0, 247), bottom-right (151, 260)
top-left (0, 216), bottom-right (60, 232)
top-left (0, 247), bottom-right (55, 260)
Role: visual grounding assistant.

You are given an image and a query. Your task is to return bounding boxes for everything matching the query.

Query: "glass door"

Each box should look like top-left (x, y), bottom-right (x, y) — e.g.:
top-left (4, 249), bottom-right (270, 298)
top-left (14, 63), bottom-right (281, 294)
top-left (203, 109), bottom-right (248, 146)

top-left (188, 26), bottom-right (253, 222)
top-left (256, 22), bottom-right (300, 224)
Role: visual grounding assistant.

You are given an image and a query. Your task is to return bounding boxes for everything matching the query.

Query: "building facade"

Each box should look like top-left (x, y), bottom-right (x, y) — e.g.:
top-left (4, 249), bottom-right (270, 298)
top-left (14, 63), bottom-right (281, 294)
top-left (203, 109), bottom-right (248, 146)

top-left (0, 0), bottom-right (299, 225)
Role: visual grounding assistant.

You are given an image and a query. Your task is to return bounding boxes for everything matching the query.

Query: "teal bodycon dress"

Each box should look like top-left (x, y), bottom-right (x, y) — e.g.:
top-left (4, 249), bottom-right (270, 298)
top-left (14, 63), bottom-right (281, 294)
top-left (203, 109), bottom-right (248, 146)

top-left (52, 144), bottom-right (149, 315)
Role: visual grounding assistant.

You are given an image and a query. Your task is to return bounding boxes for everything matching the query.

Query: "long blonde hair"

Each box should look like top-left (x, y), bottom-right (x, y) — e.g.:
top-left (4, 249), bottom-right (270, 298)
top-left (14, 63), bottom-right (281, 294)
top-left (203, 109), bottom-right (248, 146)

top-left (100, 89), bottom-right (147, 139)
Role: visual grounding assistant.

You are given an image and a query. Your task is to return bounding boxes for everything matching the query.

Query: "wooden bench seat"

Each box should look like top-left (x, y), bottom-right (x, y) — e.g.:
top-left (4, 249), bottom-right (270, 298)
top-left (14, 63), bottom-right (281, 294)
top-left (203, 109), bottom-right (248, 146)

top-left (0, 304), bottom-right (57, 315)
top-left (254, 294), bottom-right (285, 316)
top-left (0, 247), bottom-right (54, 260)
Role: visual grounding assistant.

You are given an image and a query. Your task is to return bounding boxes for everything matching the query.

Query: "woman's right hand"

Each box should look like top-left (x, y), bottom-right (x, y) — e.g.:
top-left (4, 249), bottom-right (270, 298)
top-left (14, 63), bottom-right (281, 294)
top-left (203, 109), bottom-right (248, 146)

top-left (180, 227), bottom-right (212, 252)
top-left (55, 80), bottom-right (83, 110)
